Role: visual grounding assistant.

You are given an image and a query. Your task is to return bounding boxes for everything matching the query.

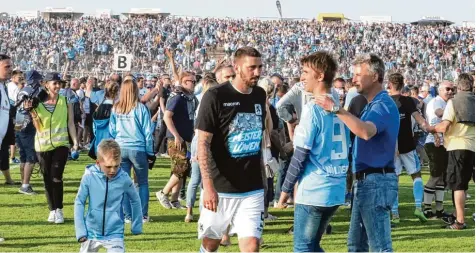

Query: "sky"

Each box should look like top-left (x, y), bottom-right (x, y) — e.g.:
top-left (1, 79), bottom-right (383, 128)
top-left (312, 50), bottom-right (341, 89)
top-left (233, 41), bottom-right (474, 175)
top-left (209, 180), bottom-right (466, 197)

top-left (2, 0), bottom-right (475, 25)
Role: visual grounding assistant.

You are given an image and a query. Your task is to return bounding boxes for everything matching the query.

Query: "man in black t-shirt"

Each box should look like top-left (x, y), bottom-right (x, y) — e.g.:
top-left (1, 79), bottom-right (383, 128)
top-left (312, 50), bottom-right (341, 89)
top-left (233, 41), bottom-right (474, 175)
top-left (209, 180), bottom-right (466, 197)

top-left (387, 73), bottom-right (432, 224)
top-left (345, 94), bottom-right (367, 204)
top-left (196, 47), bottom-right (266, 253)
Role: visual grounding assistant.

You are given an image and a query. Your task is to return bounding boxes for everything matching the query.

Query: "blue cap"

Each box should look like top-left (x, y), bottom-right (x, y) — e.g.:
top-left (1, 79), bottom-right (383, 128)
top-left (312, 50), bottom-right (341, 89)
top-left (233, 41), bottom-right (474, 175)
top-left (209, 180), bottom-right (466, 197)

top-left (44, 72), bottom-right (64, 82)
top-left (25, 70), bottom-right (43, 86)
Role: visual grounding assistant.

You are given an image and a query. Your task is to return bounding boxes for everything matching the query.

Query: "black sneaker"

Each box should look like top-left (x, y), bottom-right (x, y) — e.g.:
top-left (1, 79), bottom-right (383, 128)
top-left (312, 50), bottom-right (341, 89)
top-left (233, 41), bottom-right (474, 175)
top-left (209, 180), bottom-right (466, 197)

top-left (5, 181), bottom-right (20, 186)
top-left (424, 210), bottom-right (435, 219)
top-left (442, 214), bottom-right (457, 225)
top-left (287, 225), bottom-right (294, 235)
top-left (436, 210), bottom-right (453, 219)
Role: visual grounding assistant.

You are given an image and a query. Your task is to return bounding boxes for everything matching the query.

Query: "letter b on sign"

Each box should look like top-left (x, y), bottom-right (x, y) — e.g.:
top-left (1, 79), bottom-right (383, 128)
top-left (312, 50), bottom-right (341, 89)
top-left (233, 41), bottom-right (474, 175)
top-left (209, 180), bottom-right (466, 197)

top-left (118, 56), bottom-right (127, 68)
top-left (113, 54), bottom-right (132, 71)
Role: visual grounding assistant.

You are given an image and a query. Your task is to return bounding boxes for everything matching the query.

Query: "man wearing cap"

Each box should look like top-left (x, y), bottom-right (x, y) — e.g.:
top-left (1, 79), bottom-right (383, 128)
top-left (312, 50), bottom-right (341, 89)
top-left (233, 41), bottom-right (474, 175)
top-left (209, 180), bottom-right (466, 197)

top-left (0, 54), bottom-right (17, 186)
top-left (16, 70), bottom-right (43, 195)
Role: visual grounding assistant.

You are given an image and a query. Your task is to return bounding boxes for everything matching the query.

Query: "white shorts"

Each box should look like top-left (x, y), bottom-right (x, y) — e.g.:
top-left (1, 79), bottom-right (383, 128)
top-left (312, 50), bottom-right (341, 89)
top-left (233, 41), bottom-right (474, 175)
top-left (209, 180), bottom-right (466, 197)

top-left (79, 238), bottom-right (124, 253)
top-left (198, 190), bottom-right (264, 240)
top-left (395, 150), bottom-right (421, 176)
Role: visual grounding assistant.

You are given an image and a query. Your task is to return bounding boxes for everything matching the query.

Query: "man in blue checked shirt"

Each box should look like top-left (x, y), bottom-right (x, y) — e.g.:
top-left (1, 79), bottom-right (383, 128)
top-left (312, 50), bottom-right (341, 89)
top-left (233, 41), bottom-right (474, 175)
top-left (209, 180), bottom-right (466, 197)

top-left (277, 51), bottom-right (349, 252)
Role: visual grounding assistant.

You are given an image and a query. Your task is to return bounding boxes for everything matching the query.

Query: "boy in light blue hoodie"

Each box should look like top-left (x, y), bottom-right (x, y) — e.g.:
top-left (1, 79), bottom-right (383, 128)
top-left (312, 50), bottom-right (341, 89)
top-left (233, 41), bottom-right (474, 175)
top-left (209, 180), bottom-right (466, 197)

top-left (74, 139), bottom-right (142, 253)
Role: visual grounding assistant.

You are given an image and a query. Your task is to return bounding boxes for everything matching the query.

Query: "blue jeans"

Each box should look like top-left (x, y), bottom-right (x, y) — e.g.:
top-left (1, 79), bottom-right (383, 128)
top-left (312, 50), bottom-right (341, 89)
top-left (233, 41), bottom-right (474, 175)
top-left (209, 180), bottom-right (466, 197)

top-left (348, 173), bottom-right (398, 252)
top-left (274, 158), bottom-right (291, 201)
top-left (120, 149), bottom-right (149, 217)
top-left (294, 204), bottom-right (339, 252)
top-left (16, 124), bottom-right (37, 163)
top-left (186, 160), bottom-right (201, 208)
top-left (186, 136), bottom-right (201, 208)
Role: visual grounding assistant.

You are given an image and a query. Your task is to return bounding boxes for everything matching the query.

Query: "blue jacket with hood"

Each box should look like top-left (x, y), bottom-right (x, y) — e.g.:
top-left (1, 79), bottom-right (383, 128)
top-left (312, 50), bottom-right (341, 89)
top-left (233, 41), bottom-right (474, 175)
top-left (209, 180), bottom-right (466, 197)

top-left (74, 164), bottom-right (142, 241)
top-left (109, 102), bottom-right (154, 155)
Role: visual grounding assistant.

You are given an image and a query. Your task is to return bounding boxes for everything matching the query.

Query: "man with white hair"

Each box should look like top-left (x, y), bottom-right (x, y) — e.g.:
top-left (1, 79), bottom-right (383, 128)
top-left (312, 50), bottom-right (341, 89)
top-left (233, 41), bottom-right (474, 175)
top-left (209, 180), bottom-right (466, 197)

top-left (420, 85), bottom-right (433, 104)
top-left (422, 80), bottom-right (455, 220)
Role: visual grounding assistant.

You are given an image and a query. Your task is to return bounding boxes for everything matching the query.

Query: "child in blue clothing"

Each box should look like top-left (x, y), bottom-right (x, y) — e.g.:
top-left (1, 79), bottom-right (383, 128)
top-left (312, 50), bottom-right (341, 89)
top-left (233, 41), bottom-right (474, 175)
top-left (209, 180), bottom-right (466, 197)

top-left (74, 139), bottom-right (142, 253)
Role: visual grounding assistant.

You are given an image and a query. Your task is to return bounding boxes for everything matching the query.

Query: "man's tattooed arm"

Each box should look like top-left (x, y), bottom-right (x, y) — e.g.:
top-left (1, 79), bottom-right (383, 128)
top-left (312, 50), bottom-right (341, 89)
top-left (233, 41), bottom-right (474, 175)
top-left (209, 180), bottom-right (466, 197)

top-left (197, 130), bottom-right (217, 182)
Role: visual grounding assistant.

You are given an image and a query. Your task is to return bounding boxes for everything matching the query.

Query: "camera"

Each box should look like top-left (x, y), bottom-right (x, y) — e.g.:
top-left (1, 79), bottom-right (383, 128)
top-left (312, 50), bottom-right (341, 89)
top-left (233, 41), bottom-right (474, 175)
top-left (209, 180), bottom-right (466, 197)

top-left (15, 82), bottom-right (48, 111)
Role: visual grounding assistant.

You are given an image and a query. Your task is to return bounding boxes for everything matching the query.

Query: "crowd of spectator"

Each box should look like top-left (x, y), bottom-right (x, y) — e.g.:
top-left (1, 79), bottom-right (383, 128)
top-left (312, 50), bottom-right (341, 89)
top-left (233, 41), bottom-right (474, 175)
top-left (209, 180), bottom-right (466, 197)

top-left (0, 17), bottom-right (474, 84)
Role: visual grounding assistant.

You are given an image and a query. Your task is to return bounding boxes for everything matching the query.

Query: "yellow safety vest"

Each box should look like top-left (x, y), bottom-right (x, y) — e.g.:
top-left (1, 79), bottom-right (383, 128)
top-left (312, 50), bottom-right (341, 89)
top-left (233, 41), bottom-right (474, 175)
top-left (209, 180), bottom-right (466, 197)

top-left (34, 95), bottom-right (70, 152)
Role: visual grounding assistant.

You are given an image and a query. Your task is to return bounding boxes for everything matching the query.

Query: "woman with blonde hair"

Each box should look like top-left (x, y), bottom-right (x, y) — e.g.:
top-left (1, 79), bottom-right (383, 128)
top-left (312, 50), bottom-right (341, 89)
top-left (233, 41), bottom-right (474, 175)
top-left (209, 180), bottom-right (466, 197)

top-left (109, 79), bottom-right (154, 223)
top-left (26, 72), bottom-right (79, 224)
top-left (184, 73), bottom-right (218, 222)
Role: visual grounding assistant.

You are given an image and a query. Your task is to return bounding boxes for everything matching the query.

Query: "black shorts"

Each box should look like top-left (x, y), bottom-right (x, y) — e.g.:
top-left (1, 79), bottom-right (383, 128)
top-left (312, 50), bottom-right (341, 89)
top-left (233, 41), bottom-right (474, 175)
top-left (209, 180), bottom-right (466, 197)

top-left (424, 143), bottom-right (448, 178)
top-left (447, 150), bottom-right (475, 191)
top-left (0, 142), bottom-right (10, 171)
top-left (85, 114), bottom-right (92, 128)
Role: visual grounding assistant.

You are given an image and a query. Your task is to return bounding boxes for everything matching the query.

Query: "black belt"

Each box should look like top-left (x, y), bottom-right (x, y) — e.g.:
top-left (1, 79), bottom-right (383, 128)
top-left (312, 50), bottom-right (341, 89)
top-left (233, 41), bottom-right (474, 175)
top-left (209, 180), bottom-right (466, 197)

top-left (355, 167), bottom-right (395, 180)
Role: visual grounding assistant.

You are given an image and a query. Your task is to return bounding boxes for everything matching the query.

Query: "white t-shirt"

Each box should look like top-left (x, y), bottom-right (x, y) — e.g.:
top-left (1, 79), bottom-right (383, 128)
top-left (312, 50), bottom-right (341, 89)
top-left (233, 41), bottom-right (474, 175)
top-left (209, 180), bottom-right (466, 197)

top-left (6, 82), bottom-right (19, 105)
top-left (344, 87), bottom-right (359, 110)
top-left (425, 96), bottom-right (447, 144)
top-left (76, 89), bottom-right (90, 114)
top-left (0, 82), bottom-right (10, 147)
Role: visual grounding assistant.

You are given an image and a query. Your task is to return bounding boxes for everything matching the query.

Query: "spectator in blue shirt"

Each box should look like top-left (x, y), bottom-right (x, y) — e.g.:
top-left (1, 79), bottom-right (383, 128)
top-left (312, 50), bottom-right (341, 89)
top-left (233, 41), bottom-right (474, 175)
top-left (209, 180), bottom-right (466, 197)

top-left (316, 54), bottom-right (400, 252)
top-left (277, 51), bottom-right (350, 252)
top-left (65, 44), bottom-right (77, 61)
top-left (156, 71), bottom-right (198, 210)
top-left (109, 79), bottom-right (154, 223)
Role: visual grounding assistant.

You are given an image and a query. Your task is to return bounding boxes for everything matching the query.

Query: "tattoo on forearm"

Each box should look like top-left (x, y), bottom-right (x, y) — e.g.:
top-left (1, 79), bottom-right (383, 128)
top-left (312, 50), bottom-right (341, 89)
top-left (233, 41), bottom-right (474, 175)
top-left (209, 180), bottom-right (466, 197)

top-left (197, 130), bottom-right (217, 179)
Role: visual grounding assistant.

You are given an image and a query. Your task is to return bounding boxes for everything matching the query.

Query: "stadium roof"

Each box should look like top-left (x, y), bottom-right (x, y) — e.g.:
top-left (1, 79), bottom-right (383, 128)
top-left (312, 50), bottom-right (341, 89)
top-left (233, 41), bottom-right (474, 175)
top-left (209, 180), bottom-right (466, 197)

top-left (122, 8), bottom-right (170, 16)
top-left (317, 13), bottom-right (345, 22)
top-left (411, 16), bottom-right (454, 26)
top-left (0, 12), bottom-right (8, 20)
top-left (43, 7), bottom-right (83, 14)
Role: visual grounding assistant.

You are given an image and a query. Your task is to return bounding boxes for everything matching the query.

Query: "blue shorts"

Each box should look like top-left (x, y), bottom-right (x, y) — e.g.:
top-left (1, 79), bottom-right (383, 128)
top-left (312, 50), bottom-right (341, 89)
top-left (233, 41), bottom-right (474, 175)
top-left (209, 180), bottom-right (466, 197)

top-left (16, 124), bottom-right (37, 164)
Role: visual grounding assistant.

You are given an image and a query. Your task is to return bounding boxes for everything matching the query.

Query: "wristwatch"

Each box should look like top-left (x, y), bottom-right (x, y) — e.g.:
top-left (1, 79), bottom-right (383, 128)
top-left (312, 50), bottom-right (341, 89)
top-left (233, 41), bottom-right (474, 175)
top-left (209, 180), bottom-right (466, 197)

top-left (331, 105), bottom-right (340, 114)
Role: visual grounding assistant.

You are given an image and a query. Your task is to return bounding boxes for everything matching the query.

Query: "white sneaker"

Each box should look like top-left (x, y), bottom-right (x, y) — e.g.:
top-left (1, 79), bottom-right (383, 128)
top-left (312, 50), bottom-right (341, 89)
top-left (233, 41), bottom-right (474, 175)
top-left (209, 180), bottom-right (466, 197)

top-left (143, 216), bottom-right (151, 223)
top-left (0, 238), bottom-right (4, 243)
top-left (48, 210), bottom-right (56, 223)
top-left (124, 218), bottom-right (131, 224)
top-left (55, 209), bottom-right (64, 224)
top-left (265, 213), bottom-right (278, 221)
top-left (273, 201), bottom-right (278, 208)
top-left (156, 191), bottom-right (172, 209)
top-left (184, 214), bottom-right (193, 223)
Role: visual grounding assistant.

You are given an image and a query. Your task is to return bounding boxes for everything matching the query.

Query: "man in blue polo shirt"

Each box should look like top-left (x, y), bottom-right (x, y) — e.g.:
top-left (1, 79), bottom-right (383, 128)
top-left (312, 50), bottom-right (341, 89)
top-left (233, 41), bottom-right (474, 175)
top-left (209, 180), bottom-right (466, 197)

top-left (316, 54), bottom-right (399, 252)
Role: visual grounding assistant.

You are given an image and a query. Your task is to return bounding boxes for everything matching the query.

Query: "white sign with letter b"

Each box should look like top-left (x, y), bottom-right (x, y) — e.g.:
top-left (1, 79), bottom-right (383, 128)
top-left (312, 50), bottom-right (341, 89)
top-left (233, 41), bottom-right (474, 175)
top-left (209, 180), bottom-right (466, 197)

top-left (113, 54), bottom-right (132, 71)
